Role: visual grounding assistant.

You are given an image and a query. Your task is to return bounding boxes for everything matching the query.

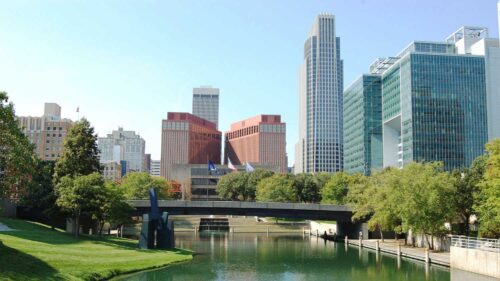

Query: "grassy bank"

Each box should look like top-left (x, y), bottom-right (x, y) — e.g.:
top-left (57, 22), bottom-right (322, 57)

top-left (0, 219), bottom-right (192, 281)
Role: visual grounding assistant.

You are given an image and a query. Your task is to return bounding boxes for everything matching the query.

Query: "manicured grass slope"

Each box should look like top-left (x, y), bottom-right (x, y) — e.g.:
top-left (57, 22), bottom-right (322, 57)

top-left (0, 219), bottom-right (192, 281)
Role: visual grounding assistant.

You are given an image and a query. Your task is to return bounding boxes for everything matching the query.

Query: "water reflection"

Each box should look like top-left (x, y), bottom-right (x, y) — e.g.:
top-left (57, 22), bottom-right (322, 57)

top-left (116, 232), bottom-right (496, 281)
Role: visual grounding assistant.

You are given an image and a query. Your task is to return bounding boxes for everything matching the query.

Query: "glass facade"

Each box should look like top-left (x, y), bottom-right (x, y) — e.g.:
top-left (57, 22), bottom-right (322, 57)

top-left (408, 53), bottom-right (487, 169)
top-left (343, 75), bottom-right (382, 175)
top-left (379, 42), bottom-right (488, 170)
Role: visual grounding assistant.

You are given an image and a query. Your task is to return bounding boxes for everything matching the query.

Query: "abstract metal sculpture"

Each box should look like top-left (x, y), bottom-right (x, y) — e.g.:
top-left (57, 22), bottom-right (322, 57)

top-left (139, 188), bottom-right (175, 249)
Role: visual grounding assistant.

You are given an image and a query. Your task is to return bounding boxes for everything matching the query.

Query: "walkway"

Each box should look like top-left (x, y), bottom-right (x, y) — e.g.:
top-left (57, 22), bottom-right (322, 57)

top-left (0, 222), bottom-right (13, 232)
top-left (347, 239), bottom-right (450, 266)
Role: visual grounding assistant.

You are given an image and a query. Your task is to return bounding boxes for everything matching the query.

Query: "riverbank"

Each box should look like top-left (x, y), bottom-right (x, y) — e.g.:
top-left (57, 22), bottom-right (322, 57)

top-left (346, 238), bottom-right (450, 266)
top-left (0, 219), bottom-right (192, 281)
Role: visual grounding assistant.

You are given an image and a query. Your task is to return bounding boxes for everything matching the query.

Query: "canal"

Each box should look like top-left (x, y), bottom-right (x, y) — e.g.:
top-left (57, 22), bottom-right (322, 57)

top-left (117, 232), bottom-right (493, 281)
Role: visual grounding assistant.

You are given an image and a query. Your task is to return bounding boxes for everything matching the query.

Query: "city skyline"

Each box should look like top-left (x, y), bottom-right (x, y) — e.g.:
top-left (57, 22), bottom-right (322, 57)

top-left (3, 0), bottom-right (499, 164)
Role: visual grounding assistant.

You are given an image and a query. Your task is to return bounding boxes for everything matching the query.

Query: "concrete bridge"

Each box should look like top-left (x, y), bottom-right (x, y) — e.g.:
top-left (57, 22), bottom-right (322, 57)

top-left (129, 200), bottom-right (366, 238)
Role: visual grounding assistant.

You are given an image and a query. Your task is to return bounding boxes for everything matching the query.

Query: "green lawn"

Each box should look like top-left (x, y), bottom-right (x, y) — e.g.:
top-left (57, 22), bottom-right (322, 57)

top-left (0, 219), bottom-right (192, 281)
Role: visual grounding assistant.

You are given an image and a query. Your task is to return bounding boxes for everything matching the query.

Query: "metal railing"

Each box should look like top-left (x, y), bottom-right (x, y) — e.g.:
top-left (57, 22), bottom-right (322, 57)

top-left (450, 235), bottom-right (500, 253)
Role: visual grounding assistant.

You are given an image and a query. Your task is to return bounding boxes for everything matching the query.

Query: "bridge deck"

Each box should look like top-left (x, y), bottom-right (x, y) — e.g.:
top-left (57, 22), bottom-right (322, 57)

top-left (129, 200), bottom-right (354, 222)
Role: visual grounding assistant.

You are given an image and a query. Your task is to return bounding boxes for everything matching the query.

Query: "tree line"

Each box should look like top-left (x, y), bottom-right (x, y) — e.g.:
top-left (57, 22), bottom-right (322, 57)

top-left (217, 141), bottom-right (500, 243)
top-left (1, 91), bottom-right (498, 241)
top-left (0, 92), bottom-right (174, 237)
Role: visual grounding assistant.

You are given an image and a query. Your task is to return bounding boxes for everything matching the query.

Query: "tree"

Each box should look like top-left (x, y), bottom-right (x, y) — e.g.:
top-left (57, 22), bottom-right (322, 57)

top-left (451, 155), bottom-right (486, 235)
top-left (246, 169), bottom-right (274, 200)
top-left (475, 139), bottom-right (500, 237)
top-left (95, 181), bottom-right (134, 236)
top-left (322, 172), bottom-right (364, 205)
top-left (397, 162), bottom-right (456, 249)
top-left (216, 172), bottom-right (249, 201)
top-left (20, 160), bottom-right (55, 208)
top-left (0, 92), bottom-right (37, 201)
top-left (315, 172), bottom-right (331, 190)
top-left (216, 169), bottom-right (274, 201)
top-left (256, 174), bottom-right (297, 202)
top-left (55, 173), bottom-right (106, 237)
top-left (293, 173), bottom-right (320, 203)
top-left (53, 118), bottom-right (101, 184)
top-left (120, 172), bottom-right (173, 199)
top-left (364, 168), bottom-right (403, 241)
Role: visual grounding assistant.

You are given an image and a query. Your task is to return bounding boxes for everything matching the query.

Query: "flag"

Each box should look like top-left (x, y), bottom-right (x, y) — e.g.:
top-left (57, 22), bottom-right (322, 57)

top-left (76, 106), bottom-right (79, 113)
top-left (245, 162), bottom-right (255, 172)
top-left (208, 160), bottom-right (219, 174)
top-left (227, 158), bottom-right (237, 171)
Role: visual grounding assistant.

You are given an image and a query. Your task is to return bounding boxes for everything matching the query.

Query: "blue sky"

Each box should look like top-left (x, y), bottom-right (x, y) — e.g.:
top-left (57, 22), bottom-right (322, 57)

top-left (1, 0), bottom-right (499, 164)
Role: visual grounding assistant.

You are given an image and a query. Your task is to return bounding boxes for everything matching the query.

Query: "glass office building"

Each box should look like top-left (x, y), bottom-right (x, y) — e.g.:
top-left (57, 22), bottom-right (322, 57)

top-left (295, 14), bottom-right (344, 173)
top-left (343, 75), bottom-right (383, 175)
top-left (345, 37), bottom-right (490, 171)
top-left (382, 42), bottom-right (487, 170)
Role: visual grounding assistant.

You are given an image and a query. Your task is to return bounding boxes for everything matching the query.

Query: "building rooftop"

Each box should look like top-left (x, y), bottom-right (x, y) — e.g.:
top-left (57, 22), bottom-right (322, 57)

top-left (166, 112), bottom-right (217, 130)
top-left (228, 114), bottom-right (283, 131)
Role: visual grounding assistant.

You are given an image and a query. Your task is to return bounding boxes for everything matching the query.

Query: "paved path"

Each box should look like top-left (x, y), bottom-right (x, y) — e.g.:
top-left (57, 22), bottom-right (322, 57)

top-left (348, 239), bottom-right (450, 266)
top-left (0, 222), bottom-right (13, 232)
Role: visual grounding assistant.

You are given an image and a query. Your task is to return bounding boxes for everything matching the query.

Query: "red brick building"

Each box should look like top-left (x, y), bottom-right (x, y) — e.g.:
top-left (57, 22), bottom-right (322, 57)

top-left (161, 112), bottom-right (221, 179)
top-left (224, 115), bottom-right (287, 173)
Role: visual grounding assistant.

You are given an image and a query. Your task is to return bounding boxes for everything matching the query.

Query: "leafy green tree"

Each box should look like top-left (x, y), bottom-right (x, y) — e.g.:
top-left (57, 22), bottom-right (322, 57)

top-left (216, 169), bottom-right (274, 201)
top-left (256, 174), bottom-right (297, 202)
top-left (314, 172), bottom-right (331, 190)
top-left (364, 169), bottom-right (403, 241)
top-left (322, 172), bottom-right (363, 205)
top-left (216, 172), bottom-right (249, 201)
top-left (20, 160), bottom-right (55, 208)
top-left (246, 169), bottom-right (274, 200)
top-left (55, 173), bottom-right (106, 237)
top-left (397, 162), bottom-right (456, 249)
top-left (53, 118), bottom-right (101, 184)
top-left (0, 92), bottom-right (37, 200)
top-left (293, 173), bottom-right (320, 203)
top-left (95, 181), bottom-right (134, 236)
top-left (120, 172), bottom-right (173, 199)
top-left (475, 139), bottom-right (500, 237)
top-left (451, 155), bottom-right (486, 235)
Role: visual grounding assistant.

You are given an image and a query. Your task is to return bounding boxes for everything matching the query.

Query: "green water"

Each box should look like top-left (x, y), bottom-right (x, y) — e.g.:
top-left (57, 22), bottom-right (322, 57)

top-left (118, 232), bottom-right (488, 281)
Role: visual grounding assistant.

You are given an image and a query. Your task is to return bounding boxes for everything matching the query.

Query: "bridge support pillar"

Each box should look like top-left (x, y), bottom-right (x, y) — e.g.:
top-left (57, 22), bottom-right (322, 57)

top-left (336, 221), bottom-right (368, 239)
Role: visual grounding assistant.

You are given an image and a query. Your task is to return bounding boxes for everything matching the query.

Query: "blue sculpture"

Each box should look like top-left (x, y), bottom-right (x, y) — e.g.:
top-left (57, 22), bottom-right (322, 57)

top-left (139, 188), bottom-right (175, 249)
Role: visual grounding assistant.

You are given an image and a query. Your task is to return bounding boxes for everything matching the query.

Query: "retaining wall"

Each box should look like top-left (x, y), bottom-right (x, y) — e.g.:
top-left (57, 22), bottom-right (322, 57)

top-left (450, 246), bottom-right (499, 278)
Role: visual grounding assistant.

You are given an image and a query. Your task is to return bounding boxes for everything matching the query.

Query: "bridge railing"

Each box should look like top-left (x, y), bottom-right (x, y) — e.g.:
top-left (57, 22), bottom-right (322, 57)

top-left (450, 235), bottom-right (500, 253)
top-left (128, 200), bottom-right (351, 212)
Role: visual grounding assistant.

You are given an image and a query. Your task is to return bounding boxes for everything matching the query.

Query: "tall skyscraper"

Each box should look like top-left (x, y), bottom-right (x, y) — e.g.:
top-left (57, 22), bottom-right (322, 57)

top-left (17, 103), bottom-right (73, 161)
top-left (343, 75), bottom-right (383, 175)
top-left (160, 112), bottom-right (221, 179)
top-left (224, 115), bottom-right (287, 173)
top-left (295, 13), bottom-right (344, 174)
top-left (192, 86), bottom-right (219, 129)
top-left (98, 127), bottom-right (146, 172)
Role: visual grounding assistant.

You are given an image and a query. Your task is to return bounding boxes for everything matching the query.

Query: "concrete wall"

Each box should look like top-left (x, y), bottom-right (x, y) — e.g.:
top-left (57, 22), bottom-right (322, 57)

top-left (310, 221), bottom-right (337, 236)
top-left (406, 231), bottom-right (450, 251)
top-left (450, 246), bottom-right (499, 279)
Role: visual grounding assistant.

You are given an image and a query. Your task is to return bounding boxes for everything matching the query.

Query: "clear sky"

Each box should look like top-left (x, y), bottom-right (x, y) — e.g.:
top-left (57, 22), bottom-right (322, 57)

top-left (1, 0), bottom-right (499, 164)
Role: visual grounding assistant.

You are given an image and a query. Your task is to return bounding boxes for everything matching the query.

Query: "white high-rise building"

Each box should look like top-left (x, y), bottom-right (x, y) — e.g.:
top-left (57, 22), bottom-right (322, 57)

top-left (150, 160), bottom-right (161, 177)
top-left (98, 127), bottom-right (146, 172)
top-left (295, 14), bottom-right (344, 174)
top-left (192, 86), bottom-right (219, 129)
